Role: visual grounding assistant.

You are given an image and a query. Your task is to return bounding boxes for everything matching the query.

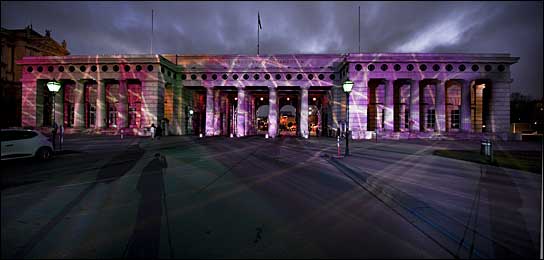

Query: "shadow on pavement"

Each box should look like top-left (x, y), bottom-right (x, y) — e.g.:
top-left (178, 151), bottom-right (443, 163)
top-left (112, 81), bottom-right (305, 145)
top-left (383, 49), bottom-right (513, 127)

top-left (124, 153), bottom-right (169, 258)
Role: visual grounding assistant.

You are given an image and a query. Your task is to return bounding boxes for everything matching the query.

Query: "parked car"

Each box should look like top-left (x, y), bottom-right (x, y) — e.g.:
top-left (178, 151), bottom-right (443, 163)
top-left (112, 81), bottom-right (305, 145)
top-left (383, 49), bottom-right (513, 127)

top-left (1, 129), bottom-right (54, 161)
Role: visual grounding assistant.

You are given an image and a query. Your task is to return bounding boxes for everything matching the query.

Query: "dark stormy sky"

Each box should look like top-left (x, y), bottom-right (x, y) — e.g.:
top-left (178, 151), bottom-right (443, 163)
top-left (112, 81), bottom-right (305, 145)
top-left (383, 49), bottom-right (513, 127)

top-left (2, 1), bottom-right (542, 99)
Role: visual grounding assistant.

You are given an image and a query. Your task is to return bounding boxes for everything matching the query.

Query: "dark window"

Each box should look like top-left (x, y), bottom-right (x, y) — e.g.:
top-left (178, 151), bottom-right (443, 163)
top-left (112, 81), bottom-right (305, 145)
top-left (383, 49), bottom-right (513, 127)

top-left (368, 64), bottom-right (375, 71)
top-left (264, 74), bottom-right (270, 80)
top-left (38, 66), bottom-right (43, 72)
top-left (297, 74), bottom-right (303, 80)
top-left (182, 74), bottom-right (187, 80)
top-left (58, 66), bottom-right (64, 72)
top-left (69, 66), bottom-right (75, 72)
top-left (498, 65), bottom-right (505, 72)
top-left (471, 64), bottom-right (479, 72)
top-left (135, 65), bottom-right (142, 71)
top-left (212, 74), bottom-right (217, 80)
top-left (318, 74), bottom-right (325, 80)
top-left (451, 109), bottom-right (460, 129)
top-left (79, 65), bottom-right (86, 72)
top-left (147, 65), bottom-right (153, 72)
top-left (243, 74), bottom-right (249, 80)
top-left (426, 109), bottom-right (436, 129)
top-left (432, 64), bottom-right (440, 71)
top-left (254, 74), bottom-right (260, 80)
top-left (91, 65), bottom-right (97, 72)
top-left (407, 64), bottom-right (414, 71)
top-left (0, 130), bottom-right (37, 141)
top-left (48, 66), bottom-right (54, 72)
top-left (355, 64), bottom-right (362, 71)
top-left (201, 74), bottom-right (207, 80)
top-left (419, 64), bottom-right (427, 71)
top-left (329, 74), bottom-right (336, 80)
top-left (381, 64), bottom-right (388, 71)
top-left (102, 65), bottom-right (108, 72)
top-left (233, 74), bottom-right (239, 80)
top-left (308, 74), bottom-right (314, 80)
top-left (191, 74), bottom-right (197, 80)
top-left (485, 64), bottom-right (492, 72)
top-left (27, 66), bottom-right (33, 73)
top-left (459, 64), bottom-right (466, 71)
top-left (222, 74), bottom-right (228, 80)
top-left (405, 108), bottom-right (410, 129)
top-left (394, 64), bottom-right (401, 71)
top-left (446, 64), bottom-right (453, 71)
top-left (113, 65), bottom-right (119, 72)
top-left (286, 74), bottom-right (292, 80)
top-left (124, 65), bottom-right (130, 72)
top-left (275, 74), bottom-right (281, 80)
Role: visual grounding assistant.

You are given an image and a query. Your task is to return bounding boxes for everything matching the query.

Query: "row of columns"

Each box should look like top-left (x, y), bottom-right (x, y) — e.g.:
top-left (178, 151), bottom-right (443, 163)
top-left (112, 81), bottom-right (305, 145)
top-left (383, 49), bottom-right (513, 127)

top-left (355, 78), bottom-right (474, 135)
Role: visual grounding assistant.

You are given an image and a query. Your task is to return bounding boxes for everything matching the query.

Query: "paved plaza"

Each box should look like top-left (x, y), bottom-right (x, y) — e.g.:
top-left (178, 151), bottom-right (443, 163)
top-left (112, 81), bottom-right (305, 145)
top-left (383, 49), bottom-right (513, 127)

top-left (1, 135), bottom-right (541, 258)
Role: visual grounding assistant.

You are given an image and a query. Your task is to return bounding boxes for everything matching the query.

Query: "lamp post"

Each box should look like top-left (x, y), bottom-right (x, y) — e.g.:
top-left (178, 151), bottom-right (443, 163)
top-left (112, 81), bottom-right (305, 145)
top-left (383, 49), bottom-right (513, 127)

top-left (47, 81), bottom-right (62, 150)
top-left (342, 79), bottom-right (353, 156)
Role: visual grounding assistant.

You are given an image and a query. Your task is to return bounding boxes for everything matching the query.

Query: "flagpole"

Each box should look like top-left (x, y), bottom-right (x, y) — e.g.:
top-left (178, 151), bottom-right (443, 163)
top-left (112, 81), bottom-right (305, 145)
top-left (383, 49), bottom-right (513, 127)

top-left (151, 9), bottom-right (154, 54)
top-left (257, 12), bottom-right (260, 55)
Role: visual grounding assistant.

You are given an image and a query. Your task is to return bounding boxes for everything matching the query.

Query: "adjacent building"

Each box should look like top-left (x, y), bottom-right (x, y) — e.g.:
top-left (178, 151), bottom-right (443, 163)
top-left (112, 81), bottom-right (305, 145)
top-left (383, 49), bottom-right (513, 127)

top-left (1, 26), bottom-right (69, 128)
top-left (16, 52), bottom-right (519, 139)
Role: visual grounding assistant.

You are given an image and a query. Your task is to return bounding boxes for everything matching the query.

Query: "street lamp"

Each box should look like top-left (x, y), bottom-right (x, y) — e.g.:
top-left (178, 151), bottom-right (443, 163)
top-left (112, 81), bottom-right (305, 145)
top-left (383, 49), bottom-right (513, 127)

top-left (47, 81), bottom-right (62, 150)
top-left (342, 79), bottom-right (354, 156)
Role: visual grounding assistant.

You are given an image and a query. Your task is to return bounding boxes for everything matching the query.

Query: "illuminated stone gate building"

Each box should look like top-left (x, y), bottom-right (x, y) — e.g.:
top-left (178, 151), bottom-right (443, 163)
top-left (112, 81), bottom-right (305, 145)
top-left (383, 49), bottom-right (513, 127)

top-left (16, 53), bottom-right (519, 139)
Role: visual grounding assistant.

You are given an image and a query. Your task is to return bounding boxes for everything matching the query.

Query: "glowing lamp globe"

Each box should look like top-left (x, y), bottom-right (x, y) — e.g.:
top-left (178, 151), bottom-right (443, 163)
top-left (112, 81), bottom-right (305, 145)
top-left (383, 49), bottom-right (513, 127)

top-left (47, 81), bottom-right (62, 93)
top-left (342, 79), bottom-right (354, 93)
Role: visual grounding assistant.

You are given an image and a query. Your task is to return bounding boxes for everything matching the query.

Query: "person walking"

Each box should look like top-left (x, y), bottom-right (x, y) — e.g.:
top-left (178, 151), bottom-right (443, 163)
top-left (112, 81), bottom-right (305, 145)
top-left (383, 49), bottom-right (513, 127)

top-left (156, 124), bottom-right (162, 140)
top-left (150, 123), bottom-right (156, 140)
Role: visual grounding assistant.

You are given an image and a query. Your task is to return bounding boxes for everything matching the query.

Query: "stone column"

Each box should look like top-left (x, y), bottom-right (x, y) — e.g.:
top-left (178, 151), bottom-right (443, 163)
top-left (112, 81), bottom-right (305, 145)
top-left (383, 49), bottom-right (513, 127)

top-left (236, 86), bottom-right (246, 137)
top-left (410, 79), bottom-right (420, 132)
top-left (384, 79), bottom-right (394, 131)
top-left (205, 86), bottom-right (215, 136)
top-left (21, 79), bottom-right (37, 128)
top-left (268, 86), bottom-right (278, 138)
top-left (213, 89), bottom-right (221, 135)
top-left (141, 79), bottom-right (165, 130)
top-left (96, 80), bottom-right (107, 129)
top-left (300, 86), bottom-right (309, 138)
top-left (436, 80), bottom-right (446, 133)
top-left (73, 80), bottom-right (85, 128)
top-left (491, 79), bottom-right (512, 137)
top-left (117, 80), bottom-right (129, 129)
top-left (172, 78), bottom-right (183, 135)
top-left (350, 79), bottom-right (368, 139)
top-left (461, 79), bottom-right (472, 132)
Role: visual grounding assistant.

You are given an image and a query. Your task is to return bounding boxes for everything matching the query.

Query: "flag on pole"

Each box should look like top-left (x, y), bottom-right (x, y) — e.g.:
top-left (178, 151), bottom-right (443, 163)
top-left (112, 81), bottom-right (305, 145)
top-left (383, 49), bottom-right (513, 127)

top-left (258, 12), bottom-right (262, 30)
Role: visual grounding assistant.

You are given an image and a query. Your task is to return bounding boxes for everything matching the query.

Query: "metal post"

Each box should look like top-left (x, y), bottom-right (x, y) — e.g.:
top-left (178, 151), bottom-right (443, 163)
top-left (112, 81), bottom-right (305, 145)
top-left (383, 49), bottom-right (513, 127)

top-left (345, 92), bottom-right (350, 156)
top-left (52, 92), bottom-right (56, 151)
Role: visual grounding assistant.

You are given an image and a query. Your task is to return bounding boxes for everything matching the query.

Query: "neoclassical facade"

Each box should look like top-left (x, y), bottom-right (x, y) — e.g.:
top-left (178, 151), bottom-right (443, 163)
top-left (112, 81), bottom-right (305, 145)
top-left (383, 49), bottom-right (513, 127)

top-left (16, 53), bottom-right (519, 139)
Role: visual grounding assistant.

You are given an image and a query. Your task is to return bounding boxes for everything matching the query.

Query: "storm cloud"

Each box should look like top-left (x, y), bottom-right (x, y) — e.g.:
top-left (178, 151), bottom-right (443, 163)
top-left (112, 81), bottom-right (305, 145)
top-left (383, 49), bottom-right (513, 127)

top-left (2, 1), bottom-right (542, 98)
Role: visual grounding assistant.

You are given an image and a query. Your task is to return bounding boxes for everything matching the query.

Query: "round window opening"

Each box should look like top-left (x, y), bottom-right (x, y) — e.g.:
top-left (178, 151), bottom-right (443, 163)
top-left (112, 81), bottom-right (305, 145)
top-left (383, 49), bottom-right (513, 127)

top-left (472, 65), bottom-right (479, 72)
top-left (38, 66), bottom-right (43, 72)
top-left (212, 74), bottom-right (217, 80)
top-left (264, 74), bottom-right (271, 80)
top-left (318, 74), bottom-right (325, 80)
top-left (433, 64), bottom-right (440, 71)
top-left (233, 74), bottom-right (239, 80)
top-left (124, 65), bottom-right (130, 72)
top-left (355, 64), bottom-right (362, 71)
top-left (286, 74), bottom-right (292, 80)
top-left (182, 74), bottom-right (187, 80)
top-left (79, 66), bottom-right (85, 72)
top-left (419, 64), bottom-right (427, 71)
top-left (367, 64), bottom-right (375, 71)
top-left (58, 66), bottom-right (65, 72)
top-left (459, 64), bottom-right (466, 72)
top-left (243, 74), bottom-right (249, 80)
top-left (329, 74), bottom-right (336, 80)
top-left (48, 66), bottom-right (54, 72)
top-left (308, 74), bottom-right (314, 80)
top-left (485, 65), bottom-right (492, 72)
top-left (102, 65), bottom-right (108, 72)
top-left (498, 65), bottom-right (505, 72)
top-left (113, 65), bottom-right (119, 72)
top-left (222, 74), bottom-right (228, 80)
top-left (201, 74), bottom-right (207, 80)
top-left (381, 64), bottom-right (388, 71)
top-left (69, 66), bottom-right (75, 72)
top-left (297, 74), bottom-right (303, 80)
top-left (394, 64), bottom-right (401, 71)
top-left (275, 74), bottom-right (281, 80)
top-left (407, 64), bottom-right (414, 71)
top-left (147, 65), bottom-right (154, 72)
top-left (27, 66), bottom-right (33, 73)
top-left (254, 74), bottom-right (260, 80)
top-left (446, 64), bottom-right (453, 71)
top-left (135, 65), bottom-right (142, 72)
top-left (191, 74), bottom-right (197, 80)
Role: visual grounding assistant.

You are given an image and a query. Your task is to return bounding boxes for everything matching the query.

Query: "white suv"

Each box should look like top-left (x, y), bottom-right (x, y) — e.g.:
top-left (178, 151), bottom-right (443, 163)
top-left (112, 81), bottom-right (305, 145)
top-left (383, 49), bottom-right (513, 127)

top-left (1, 129), bottom-right (54, 160)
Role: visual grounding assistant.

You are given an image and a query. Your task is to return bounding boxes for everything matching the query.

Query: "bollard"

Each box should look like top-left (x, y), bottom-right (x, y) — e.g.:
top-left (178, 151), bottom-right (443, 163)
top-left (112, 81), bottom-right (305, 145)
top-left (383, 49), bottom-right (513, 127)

top-left (337, 136), bottom-right (340, 157)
